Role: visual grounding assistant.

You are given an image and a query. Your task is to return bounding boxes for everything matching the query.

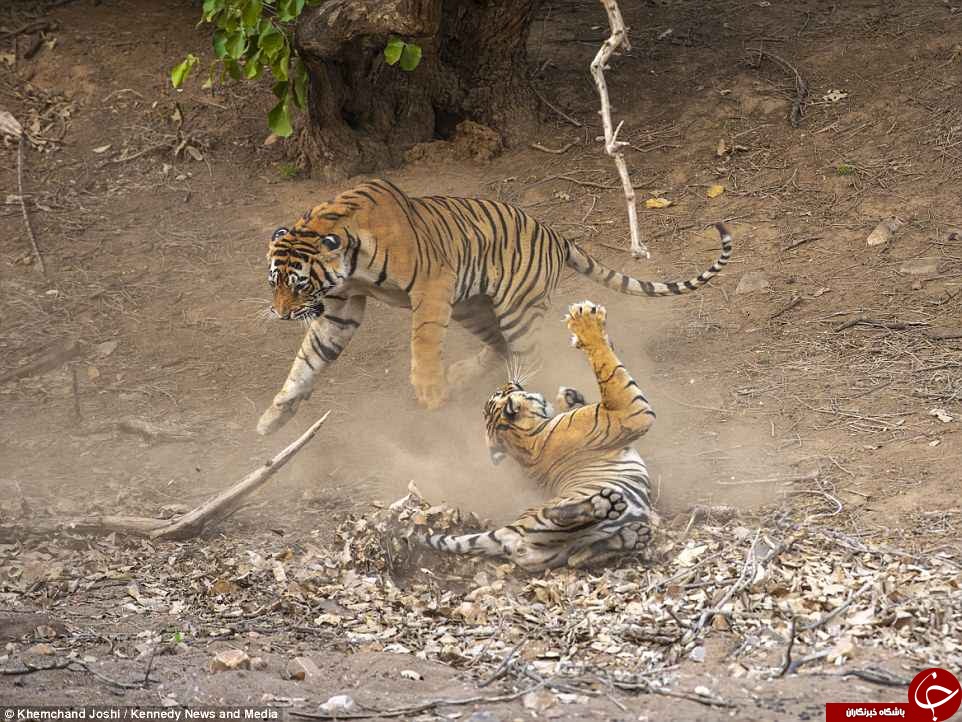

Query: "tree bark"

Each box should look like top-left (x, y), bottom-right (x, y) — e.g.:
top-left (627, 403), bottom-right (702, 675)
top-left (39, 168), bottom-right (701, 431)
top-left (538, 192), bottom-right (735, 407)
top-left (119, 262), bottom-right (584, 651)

top-left (294, 0), bottom-right (540, 180)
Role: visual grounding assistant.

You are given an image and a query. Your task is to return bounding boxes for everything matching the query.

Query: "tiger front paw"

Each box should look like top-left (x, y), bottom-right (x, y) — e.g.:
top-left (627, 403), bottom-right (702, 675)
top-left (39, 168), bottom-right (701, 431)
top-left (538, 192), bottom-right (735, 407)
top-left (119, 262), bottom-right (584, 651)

top-left (565, 300), bottom-right (610, 350)
top-left (413, 378), bottom-right (448, 410)
top-left (257, 392), bottom-right (307, 435)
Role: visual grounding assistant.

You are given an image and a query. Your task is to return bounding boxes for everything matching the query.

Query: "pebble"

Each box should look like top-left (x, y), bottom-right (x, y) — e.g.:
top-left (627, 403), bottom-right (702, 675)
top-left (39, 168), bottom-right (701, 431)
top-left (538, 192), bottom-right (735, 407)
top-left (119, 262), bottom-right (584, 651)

top-left (735, 271), bottom-right (771, 295)
top-left (209, 648), bottom-right (250, 672)
top-left (899, 257), bottom-right (939, 275)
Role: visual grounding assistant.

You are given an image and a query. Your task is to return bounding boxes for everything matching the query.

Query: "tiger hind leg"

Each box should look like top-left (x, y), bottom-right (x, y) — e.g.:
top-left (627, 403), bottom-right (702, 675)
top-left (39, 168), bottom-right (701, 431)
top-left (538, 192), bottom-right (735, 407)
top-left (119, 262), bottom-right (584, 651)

top-left (542, 488), bottom-right (629, 526)
top-left (448, 297), bottom-right (509, 389)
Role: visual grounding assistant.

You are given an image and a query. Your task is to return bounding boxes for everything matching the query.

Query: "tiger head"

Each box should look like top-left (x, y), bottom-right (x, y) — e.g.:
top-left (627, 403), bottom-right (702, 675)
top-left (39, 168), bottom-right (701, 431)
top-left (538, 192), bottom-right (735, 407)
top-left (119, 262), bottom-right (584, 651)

top-left (267, 206), bottom-right (359, 321)
top-left (483, 382), bottom-right (555, 465)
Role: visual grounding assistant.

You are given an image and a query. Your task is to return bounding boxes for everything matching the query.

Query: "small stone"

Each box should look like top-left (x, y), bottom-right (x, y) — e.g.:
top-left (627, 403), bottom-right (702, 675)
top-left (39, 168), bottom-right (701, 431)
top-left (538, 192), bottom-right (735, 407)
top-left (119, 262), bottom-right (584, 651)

top-left (899, 257), bottom-right (939, 275)
top-left (96, 340), bottom-right (119, 357)
top-left (209, 648), bottom-right (250, 672)
top-left (689, 645), bottom-right (706, 662)
top-left (466, 713), bottom-right (501, 722)
top-left (866, 217), bottom-right (904, 246)
top-left (735, 271), bottom-right (771, 295)
top-left (694, 685), bottom-right (713, 697)
top-left (319, 695), bottom-right (355, 715)
top-left (25, 643), bottom-right (55, 655)
top-left (286, 656), bottom-right (321, 681)
top-left (250, 656), bottom-right (267, 671)
top-left (523, 690), bottom-right (555, 714)
top-left (399, 669), bottom-right (422, 681)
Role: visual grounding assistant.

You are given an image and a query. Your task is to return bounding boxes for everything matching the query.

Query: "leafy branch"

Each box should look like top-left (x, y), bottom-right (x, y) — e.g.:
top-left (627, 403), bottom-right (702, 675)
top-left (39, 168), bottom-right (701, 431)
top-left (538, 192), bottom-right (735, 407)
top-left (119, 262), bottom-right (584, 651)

top-left (171, 1), bottom-right (422, 138)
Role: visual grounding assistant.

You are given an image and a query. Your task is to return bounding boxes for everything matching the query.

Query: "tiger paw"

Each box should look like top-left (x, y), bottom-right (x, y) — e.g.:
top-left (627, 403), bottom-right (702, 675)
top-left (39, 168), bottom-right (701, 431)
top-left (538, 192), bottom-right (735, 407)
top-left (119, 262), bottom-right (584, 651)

top-left (256, 395), bottom-right (303, 435)
top-left (593, 488), bottom-right (628, 520)
top-left (565, 300), bottom-right (610, 350)
top-left (414, 379), bottom-right (448, 410)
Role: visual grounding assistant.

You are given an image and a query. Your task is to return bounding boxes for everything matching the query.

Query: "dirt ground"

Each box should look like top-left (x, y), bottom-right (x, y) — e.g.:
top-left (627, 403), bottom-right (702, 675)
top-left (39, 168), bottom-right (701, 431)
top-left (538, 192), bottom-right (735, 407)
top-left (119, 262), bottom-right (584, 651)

top-left (1, 0), bottom-right (961, 719)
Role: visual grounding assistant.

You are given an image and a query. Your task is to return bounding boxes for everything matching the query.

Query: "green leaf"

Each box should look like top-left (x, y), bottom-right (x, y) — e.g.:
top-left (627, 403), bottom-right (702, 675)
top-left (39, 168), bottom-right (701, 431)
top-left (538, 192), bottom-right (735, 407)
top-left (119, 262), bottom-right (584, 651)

top-left (271, 45), bottom-right (290, 81)
top-left (292, 59), bottom-right (308, 110)
top-left (242, 0), bottom-right (262, 28)
top-left (259, 24), bottom-right (284, 59)
top-left (212, 29), bottom-right (229, 58)
top-left (170, 54), bottom-right (198, 88)
top-left (243, 52), bottom-right (262, 79)
top-left (399, 42), bottom-right (422, 71)
top-left (272, 80), bottom-right (289, 99)
top-left (292, 0), bottom-right (305, 16)
top-left (384, 36), bottom-right (404, 65)
top-left (202, 0), bottom-right (223, 21)
top-left (225, 31), bottom-right (247, 59)
top-left (224, 58), bottom-right (243, 80)
top-left (276, 0), bottom-right (296, 21)
top-left (268, 100), bottom-right (293, 137)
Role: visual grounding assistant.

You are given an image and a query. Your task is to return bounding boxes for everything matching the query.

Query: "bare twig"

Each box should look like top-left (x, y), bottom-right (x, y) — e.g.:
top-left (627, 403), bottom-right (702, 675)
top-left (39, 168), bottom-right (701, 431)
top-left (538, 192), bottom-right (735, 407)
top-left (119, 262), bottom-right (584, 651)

top-left (799, 582), bottom-right (872, 631)
top-left (478, 637), bottom-right (526, 688)
top-left (590, 0), bottom-right (648, 258)
top-left (531, 141), bottom-right (576, 154)
top-left (290, 683), bottom-right (543, 720)
top-left (531, 87), bottom-right (583, 128)
top-left (769, 295), bottom-right (803, 320)
top-left (750, 49), bottom-right (808, 128)
top-left (774, 618), bottom-right (796, 677)
top-left (17, 133), bottom-right (47, 274)
top-left (834, 316), bottom-right (928, 332)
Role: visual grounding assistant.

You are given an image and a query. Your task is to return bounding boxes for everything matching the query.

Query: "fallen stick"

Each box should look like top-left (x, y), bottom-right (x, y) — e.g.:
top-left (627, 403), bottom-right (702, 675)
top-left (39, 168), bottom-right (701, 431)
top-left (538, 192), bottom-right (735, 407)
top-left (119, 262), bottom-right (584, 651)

top-left (5, 413), bottom-right (330, 541)
top-left (833, 315), bottom-right (928, 333)
top-left (750, 49), bottom-right (808, 128)
top-left (0, 339), bottom-right (81, 385)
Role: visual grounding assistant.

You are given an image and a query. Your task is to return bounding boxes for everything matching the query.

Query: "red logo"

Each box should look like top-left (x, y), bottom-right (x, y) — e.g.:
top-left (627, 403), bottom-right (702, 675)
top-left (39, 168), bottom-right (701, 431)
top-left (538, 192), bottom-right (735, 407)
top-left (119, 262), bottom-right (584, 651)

top-left (825, 668), bottom-right (961, 722)
top-left (909, 668), bottom-right (961, 722)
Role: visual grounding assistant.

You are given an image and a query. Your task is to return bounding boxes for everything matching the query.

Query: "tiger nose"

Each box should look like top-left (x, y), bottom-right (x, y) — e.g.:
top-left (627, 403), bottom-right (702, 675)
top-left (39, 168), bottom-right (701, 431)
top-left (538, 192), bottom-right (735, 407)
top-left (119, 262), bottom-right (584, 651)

top-left (271, 306), bottom-right (292, 320)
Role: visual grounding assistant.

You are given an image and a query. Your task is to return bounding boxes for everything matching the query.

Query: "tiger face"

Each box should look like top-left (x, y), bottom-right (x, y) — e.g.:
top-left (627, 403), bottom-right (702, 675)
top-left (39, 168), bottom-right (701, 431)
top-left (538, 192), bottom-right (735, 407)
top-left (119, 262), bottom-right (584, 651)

top-left (267, 213), bottom-right (354, 321)
top-left (483, 382), bottom-right (555, 465)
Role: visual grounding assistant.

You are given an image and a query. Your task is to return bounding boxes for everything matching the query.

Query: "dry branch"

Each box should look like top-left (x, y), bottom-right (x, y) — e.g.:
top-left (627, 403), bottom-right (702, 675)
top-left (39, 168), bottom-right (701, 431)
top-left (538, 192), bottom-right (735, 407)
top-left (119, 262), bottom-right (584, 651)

top-left (6, 413), bottom-right (330, 541)
top-left (0, 340), bottom-right (81, 385)
top-left (590, 0), bottom-right (648, 258)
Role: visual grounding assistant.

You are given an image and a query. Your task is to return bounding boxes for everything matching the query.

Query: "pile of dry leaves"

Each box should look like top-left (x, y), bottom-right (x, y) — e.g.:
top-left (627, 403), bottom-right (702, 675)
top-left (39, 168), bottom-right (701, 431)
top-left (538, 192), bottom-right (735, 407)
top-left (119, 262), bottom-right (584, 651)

top-left (3, 482), bottom-right (959, 708)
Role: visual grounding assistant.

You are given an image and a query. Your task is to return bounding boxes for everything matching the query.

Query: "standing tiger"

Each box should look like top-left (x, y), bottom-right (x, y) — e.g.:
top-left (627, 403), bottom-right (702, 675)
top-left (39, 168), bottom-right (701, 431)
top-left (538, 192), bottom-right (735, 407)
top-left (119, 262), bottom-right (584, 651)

top-left (259, 178), bottom-right (731, 435)
top-left (420, 300), bottom-right (656, 570)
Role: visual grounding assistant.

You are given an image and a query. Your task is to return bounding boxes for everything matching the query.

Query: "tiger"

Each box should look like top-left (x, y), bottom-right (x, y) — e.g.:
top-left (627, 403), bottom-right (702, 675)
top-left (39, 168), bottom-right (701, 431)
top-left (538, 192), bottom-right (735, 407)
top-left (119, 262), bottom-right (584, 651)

top-left (418, 300), bottom-right (656, 571)
top-left (259, 178), bottom-right (732, 436)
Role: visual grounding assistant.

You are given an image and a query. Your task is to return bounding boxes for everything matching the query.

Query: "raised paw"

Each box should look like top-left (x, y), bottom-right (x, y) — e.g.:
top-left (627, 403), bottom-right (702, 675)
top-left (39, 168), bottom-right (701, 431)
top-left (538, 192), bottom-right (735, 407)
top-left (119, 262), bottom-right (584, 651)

top-left (565, 300), bottom-right (610, 350)
top-left (555, 386), bottom-right (586, 411)
top-left (257, 395), bottom-right (304, 436)
top-left (593, 489), bottom-right (628, 520)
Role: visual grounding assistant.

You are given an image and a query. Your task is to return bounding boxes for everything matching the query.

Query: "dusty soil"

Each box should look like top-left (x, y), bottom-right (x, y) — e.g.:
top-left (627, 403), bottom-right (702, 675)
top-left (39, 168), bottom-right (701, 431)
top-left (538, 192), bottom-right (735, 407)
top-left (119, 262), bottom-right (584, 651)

top-left (1, 0), bottom-right (961, 719)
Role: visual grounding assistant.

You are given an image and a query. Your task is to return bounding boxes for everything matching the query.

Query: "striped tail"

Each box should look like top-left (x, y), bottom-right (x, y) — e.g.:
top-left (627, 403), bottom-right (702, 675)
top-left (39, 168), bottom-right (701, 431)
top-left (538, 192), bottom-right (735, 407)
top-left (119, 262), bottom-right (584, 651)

top-left (566, 223), bottom-right (732, 296)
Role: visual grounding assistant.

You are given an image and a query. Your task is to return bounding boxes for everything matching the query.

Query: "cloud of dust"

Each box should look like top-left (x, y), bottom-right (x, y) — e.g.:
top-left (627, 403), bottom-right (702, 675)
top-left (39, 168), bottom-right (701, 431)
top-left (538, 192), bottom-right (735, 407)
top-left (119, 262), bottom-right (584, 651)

top-left (282, 291), bottom-right (789, 525)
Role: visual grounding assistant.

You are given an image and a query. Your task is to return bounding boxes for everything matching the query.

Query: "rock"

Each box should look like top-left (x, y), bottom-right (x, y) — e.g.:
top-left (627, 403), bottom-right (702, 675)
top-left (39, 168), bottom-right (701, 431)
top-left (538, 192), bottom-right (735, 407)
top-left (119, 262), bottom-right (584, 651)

top-left (866, 217), bottom-right (904, 246)
top-left (522, 689), bottom-right (555, 714)
top-left (319, 695), bottom-right (355, 715)
top-left (286, 656), bottom-right (321, 681)
top-left (209, 649), bottom-right (250, 672)
top-left (899, 257), bottom-right (939, 275)
top-left (399, 669), bottom-right (422, 680)
top-left (735, 271), bottom-right (771, 295)
top-left (250, 656), bottom-right (267, 671)
top-left (25, 643), bottom-right (55, 655)
top-left (467, 713), bottom-right (502, 722)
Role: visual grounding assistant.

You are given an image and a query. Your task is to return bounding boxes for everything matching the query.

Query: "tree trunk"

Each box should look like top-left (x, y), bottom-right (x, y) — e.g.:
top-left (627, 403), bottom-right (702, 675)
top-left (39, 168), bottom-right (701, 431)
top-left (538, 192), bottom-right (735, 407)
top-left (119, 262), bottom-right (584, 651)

top-left (294, 0), bottom-right (540, 180)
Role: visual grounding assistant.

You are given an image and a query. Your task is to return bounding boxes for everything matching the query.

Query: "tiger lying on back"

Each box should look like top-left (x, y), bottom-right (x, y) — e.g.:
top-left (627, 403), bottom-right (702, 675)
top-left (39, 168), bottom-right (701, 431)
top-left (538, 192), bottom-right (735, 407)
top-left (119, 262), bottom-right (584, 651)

top-left (418, 300), bottom-right (655, 570)
top-left (259, 178), bottom-right (731, 435)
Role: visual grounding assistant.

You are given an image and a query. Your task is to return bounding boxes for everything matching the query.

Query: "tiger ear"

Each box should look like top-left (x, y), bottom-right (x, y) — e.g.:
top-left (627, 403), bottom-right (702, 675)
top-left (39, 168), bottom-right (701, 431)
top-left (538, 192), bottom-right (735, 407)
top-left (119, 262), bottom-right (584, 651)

top-left (504, 396), bottom-right (519, 419)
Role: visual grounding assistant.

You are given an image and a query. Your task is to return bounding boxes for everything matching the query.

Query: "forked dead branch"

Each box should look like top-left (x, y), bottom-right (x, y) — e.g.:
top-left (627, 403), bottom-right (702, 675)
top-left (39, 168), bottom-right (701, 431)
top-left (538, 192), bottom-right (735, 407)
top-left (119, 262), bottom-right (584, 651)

top-left (591, 0), bottom-right (648, 259)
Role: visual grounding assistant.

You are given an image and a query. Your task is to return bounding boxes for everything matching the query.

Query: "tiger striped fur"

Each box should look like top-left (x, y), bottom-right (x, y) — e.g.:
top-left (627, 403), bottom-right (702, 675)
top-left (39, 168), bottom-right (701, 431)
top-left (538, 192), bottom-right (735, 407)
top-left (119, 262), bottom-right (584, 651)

top-left (420, 300), bottom-right (656, 571)
top-left (259, 178), bottom-right (731, 435)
